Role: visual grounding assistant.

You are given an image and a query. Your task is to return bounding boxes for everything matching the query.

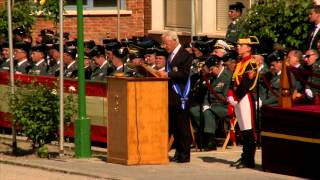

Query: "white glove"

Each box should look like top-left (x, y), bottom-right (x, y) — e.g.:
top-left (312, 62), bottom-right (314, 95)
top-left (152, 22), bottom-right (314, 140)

top-left (202, 105), bottom-right (210, 112)
top-left (227, 96), bottom-right (238, 106)
top-left (305, 88), bottom-right (313, 99)
top-left (255, 98), bottom-right (262, 109)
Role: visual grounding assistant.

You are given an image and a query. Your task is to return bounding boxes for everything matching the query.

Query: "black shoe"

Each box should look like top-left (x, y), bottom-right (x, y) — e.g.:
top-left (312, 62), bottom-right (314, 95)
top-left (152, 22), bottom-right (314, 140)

top-left (230, 158), bottom-right (242, 167)
top-left (236, 162), bottom-right (255, 169)
top-left (169, 156), bottom-right (179, 162)
top-left (204, 142), bottom-right (217, 151)
top-left (176, 157), bottom-right (190, 163)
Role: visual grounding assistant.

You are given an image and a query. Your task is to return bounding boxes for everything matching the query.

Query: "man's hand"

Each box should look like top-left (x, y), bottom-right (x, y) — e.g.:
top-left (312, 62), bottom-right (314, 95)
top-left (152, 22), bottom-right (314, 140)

top-left (158, 71), bottom-right (168, 78)
top-left (227, 96), bottom-right (238, 106)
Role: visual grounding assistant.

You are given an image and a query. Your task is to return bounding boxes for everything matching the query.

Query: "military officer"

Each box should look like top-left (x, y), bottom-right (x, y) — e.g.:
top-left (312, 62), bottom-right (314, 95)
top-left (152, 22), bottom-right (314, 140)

top-left (260, 51), bottom-right (283, 106)
top-left (14, 42), bottom-right (31, 74)
top-left (304, 49), bottom-right (320, 104)
top-left (0, 41), bottom-right (10, 71)
top-left (190, 55), bottom-right (232, 151)
top-left (144, 48), bottom-right (156, 69)
top-left (63, 47), bottom-right (78, 79)
top-left (47, 44), bottom-right (61, 76)
top-left (90, 45), bottom-right (115, 81)
top-left (226, 2), bottom-right (245, 44)
top-left (29, 45), bottom-right (48, 76)
top-left (154, 48), bottom-right (167, 71)
top-left (110, 48), bottom-right (129, 75)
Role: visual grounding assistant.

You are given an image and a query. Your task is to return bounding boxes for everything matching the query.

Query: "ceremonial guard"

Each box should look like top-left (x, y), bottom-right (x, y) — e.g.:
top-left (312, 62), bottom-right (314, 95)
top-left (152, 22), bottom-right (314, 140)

top-left (229, 36), bottom-right (259, 169)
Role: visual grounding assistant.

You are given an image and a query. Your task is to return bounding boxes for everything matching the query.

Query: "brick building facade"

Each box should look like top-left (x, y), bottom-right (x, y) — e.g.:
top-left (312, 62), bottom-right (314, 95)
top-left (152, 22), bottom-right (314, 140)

top-left (0, 0), bottom-right (252, 45)
top-left (0, 0), bottom-right (152, 44)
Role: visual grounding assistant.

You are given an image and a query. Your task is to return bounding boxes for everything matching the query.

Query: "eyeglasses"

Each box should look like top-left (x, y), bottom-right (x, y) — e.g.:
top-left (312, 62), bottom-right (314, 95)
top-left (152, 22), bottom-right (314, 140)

top-left (304, 54), bottom-right (316, 58)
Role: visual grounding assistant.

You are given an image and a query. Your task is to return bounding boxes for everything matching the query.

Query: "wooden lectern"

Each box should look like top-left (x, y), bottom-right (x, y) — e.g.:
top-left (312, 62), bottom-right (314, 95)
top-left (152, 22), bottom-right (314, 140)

top-left (107, 71), bottom-right (169, 165)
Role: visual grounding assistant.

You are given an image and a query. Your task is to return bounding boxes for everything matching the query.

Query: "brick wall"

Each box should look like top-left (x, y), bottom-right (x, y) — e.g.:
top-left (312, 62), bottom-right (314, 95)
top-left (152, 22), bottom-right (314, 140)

top-left (0, 0), bottom-right (152, 45)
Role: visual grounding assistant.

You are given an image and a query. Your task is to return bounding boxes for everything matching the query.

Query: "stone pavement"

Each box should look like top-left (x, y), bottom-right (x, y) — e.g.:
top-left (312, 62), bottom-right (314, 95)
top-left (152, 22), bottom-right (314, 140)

top-left (0, 135), bottom-right (305, 180)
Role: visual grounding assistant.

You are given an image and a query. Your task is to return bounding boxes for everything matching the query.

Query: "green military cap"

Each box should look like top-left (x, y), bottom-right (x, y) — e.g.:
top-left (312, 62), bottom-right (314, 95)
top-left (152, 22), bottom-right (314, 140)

top-left (229, 2), bottom-right (245, 13)
top-left (89, 45), bottom-right (105, 58)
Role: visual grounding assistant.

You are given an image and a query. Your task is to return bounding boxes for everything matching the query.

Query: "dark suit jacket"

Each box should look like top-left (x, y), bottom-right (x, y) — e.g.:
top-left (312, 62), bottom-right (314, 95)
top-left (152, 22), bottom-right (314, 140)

top-left (167, 46), bottom-right (193, 106)
top-left (307, 27), bottom-right (320, 50)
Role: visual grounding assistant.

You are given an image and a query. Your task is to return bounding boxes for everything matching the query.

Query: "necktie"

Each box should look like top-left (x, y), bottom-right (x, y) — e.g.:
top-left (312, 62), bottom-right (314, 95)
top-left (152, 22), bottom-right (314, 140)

top-left (309, 26), bottom-right (318, 49)
top-left (169, 52), bottom-right (175, 63)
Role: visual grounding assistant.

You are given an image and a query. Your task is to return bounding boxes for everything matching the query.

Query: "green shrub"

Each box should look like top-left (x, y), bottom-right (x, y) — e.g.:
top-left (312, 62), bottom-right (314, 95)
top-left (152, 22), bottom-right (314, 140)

top-left (8, 82), bottom-right (77, 154)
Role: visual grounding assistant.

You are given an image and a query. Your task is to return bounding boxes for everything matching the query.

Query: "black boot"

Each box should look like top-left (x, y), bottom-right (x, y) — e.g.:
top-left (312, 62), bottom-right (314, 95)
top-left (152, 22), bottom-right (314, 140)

top-left (204, 133), bottom-right (217, 151)
top-left (230, 158), bottom-right (242, 167)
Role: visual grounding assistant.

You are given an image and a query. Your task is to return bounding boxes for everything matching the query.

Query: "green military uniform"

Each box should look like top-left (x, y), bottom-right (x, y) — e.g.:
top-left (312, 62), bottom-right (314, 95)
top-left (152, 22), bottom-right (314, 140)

top-left (29, 60), bottom-right (48, 75)
top-left (308, 60), bottom-right (320, 96)
top-left (202, 68), bottom-right (231, 133)
top-left (189, 56), bottom-right (232, 150)
top-left (262, 72), bottom-right (280, 106)
top-left (15, 60), bottom-right (31, 74)
top-left (90, 61), bottom-right (114, 81)
top-left (0, 59), bottom-right (10, 71)
top-left (226, 20), bottom-right (241, 44)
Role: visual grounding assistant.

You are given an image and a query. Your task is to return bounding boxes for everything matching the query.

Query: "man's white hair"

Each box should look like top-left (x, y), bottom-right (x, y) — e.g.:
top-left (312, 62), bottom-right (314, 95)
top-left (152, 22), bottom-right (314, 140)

top-left (162, 31), bottom-right (179, 44)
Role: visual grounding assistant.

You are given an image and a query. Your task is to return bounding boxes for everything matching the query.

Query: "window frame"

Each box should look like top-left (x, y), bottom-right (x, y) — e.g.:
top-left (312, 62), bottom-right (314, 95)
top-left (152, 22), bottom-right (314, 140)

top-left (64, 0), bottom-right (127, 10)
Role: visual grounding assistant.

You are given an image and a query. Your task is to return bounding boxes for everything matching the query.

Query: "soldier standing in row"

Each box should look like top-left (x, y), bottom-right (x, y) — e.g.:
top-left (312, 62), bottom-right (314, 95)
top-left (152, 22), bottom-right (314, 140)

top-left (226, 2), bottom-right (245, 44)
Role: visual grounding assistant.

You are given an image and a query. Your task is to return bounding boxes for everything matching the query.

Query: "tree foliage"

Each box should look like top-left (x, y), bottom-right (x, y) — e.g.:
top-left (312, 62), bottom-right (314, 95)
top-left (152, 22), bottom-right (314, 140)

top-left (0, 0), bottom-right (63, 36)
top-left (239, 0), bottom-right (313, 52)
top-left (0, 2), bottom-right (35, 35)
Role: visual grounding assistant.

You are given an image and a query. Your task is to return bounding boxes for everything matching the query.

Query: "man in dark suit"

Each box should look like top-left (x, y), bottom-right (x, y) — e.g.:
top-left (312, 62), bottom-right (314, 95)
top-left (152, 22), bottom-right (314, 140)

top-left (307, 5), bottom-right (320, 49)
top-left (158, 31), bottom-right (193, 163)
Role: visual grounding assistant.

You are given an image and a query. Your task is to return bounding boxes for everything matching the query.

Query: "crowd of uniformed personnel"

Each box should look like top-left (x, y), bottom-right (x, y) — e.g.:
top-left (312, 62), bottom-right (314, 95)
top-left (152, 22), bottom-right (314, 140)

top-left (0, 27), bottom-right (168, 80)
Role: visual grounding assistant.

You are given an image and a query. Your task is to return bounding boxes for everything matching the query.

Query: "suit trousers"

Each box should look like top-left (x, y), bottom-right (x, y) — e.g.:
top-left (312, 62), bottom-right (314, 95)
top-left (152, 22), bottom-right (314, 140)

top-left (169, 105), bottom-right (191, 160)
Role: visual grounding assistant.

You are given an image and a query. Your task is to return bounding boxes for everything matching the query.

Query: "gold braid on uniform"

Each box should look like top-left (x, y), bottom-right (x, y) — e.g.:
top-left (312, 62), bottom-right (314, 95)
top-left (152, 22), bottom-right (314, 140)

top-left (232, 57), bottom-right (259, 91)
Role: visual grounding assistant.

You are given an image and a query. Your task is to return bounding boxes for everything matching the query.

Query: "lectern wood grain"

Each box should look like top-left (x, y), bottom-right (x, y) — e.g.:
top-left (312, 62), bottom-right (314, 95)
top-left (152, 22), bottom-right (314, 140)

top-left (107, 77), bottom-right (169, 165)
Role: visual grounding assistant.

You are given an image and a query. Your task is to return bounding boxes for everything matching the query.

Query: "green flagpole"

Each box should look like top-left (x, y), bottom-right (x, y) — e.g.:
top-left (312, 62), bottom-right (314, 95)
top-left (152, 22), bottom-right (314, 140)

top-left (75, 0), bottom-right (91, 158)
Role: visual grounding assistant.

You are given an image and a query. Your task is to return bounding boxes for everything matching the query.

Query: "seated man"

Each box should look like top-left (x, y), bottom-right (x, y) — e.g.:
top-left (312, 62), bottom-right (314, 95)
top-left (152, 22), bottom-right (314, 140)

top-left (154, 48), bottom-right (167, 72)
top-left (303, 49), bottom-right (320, 104)
top-left (189, 55), bottom-right (231, 151)
top-left (63, 47), bottom-right (78, 79)
top-left (0, 41), bottom-right (10, 71)
top-left (90, 45), bottom-right (115, 81)
top-left (29, 45), bottom-right (48, 75)
top-left (14, 42), bottom-right (32, 74)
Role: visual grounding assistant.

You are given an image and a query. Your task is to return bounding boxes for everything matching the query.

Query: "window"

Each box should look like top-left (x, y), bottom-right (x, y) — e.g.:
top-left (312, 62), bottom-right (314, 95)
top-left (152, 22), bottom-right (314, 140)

top-left (65, 0), bottom-right (126, 9)
top-left (164, 0), bottom-right (192, 32)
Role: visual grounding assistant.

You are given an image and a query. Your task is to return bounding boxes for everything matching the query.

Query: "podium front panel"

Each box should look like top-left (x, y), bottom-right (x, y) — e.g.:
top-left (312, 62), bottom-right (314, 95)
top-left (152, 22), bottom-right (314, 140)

top-left (107, 77), bottom-right (169, 165)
